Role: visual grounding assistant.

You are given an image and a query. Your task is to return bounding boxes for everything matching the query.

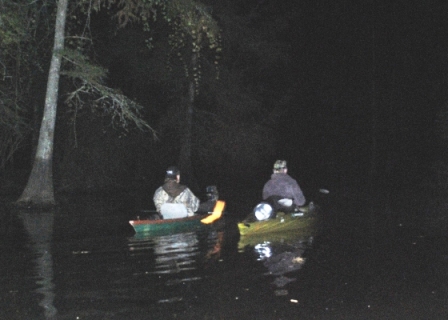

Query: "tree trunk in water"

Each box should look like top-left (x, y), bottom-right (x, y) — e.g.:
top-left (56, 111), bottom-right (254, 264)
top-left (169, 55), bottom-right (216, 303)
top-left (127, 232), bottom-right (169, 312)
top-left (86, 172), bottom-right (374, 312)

top-left (16, 0), bottom-right (68, 207)
top-left (178, 53), bottom-right (198, 191)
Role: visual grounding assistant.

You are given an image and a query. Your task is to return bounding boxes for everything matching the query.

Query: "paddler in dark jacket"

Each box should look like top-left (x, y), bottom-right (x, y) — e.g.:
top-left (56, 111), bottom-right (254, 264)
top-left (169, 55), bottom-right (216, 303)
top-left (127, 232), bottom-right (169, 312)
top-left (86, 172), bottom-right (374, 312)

top-left (197, 185), bottom-right (219, 213)
top-left (262, 160), bottom-right (306, 213)
top-left (153, 166), bottom-right (200, 217)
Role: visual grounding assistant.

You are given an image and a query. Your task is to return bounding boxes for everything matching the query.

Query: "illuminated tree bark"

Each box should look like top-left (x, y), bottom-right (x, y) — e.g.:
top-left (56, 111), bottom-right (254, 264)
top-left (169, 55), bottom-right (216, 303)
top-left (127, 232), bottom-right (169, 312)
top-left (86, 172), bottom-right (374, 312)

top-left (16, 0), bottom-right (68, 207)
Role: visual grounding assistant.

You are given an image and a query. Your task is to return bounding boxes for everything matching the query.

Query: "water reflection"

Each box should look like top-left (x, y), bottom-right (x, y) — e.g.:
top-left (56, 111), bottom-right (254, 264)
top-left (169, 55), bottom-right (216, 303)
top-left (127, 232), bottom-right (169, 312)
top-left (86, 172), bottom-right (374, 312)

top-left (138, 232), bottom-right (200, 274)
top-left (2, 192), bottom-right (317, 318)
top-left (128, 229), bottom-right (223, 304)
top-left (19, 210), bottom-right (57, 320)
top-left (239, 232), bottom-right (313, 297)
top-left (130, 230), bottom-right (224, 269)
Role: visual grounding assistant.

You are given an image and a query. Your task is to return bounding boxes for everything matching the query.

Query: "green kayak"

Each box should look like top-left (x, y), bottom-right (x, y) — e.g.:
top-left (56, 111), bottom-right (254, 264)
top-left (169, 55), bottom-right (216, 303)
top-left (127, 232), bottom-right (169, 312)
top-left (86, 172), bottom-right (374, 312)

top-left (129, 200), bottom-right (225, 235)
top-left (130, 215), bottom-right (205, 234)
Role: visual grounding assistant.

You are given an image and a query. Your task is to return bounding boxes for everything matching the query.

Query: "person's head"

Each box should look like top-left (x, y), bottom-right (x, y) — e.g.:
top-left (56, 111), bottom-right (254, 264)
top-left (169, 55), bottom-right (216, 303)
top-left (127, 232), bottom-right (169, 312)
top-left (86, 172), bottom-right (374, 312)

top-left (205, 185), bottom-right (219, 201)
top-left (165, 166), bottom-right (180, 182)
top-left (273, 160), bottom-right (287, 173)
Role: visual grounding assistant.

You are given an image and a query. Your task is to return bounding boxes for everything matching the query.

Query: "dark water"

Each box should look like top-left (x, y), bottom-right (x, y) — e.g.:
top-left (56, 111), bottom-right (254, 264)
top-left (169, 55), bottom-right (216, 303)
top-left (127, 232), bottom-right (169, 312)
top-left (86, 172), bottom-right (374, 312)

top-left (1, 194), bottom-right (447, 320)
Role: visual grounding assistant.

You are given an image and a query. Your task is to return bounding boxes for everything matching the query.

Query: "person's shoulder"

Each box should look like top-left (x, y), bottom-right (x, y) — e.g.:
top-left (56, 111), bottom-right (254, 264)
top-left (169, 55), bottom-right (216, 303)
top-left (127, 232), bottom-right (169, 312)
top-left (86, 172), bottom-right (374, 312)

top-left (268, 173), bottom-right (278, 180)
top-left (184, 186), bottom-right (197, 194)
top-left (285, 174), bottom-right (298, 182)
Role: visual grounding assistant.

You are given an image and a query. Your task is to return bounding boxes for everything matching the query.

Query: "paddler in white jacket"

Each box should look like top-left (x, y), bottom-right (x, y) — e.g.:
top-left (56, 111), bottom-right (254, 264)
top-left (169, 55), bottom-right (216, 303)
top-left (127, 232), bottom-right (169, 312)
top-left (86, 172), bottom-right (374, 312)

top-left (153, 166), bottom-right (200, 218)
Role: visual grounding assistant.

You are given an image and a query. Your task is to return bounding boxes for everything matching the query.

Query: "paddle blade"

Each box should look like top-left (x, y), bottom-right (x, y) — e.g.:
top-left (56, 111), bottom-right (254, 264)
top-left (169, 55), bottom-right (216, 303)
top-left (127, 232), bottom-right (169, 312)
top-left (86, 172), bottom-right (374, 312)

top-left (201, 200), bottom-right (225, 224)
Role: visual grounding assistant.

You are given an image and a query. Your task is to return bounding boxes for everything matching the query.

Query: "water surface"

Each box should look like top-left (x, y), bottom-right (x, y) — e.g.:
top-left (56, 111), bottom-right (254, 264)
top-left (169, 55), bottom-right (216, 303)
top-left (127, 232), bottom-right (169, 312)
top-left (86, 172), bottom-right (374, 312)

top-left (0, 194), bottom-right (447, 319)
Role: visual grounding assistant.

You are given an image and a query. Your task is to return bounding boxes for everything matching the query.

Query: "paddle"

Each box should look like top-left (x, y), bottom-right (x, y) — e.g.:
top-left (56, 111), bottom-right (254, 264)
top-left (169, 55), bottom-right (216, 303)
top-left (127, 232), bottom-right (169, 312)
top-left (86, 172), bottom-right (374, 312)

top-left (201, 200), bottom-right (225, 224)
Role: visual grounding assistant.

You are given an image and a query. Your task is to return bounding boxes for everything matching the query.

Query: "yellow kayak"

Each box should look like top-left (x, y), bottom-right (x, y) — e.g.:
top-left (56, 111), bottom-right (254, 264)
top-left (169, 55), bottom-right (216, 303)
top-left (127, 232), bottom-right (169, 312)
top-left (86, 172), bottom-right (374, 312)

top-left (238, 203), bottom-right (319, 237)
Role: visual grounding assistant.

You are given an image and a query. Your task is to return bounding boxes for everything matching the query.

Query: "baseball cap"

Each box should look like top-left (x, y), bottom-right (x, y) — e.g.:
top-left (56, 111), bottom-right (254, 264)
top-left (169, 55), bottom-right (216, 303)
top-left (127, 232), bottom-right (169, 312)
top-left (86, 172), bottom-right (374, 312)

top-left (273, 160), bottom-right (287, 170)
top-left (166, 166), bottom-right (180, 179)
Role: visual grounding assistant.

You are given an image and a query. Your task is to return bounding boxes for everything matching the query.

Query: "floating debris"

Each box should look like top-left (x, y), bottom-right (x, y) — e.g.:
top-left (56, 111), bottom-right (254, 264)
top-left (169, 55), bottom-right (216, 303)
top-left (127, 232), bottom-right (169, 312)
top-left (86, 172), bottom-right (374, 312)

top-left (158, 296), bottom-right (183, 303)
top-left (72, 251), bottom-right (90, 254)
top-left (274, 289), bottom-right (289, 296)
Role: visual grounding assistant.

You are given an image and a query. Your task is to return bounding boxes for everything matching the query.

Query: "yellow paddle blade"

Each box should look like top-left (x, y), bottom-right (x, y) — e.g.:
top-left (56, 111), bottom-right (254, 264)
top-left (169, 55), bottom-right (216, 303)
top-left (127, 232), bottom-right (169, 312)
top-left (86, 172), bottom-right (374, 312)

top-left (201, 200), bottom-right (225, 224)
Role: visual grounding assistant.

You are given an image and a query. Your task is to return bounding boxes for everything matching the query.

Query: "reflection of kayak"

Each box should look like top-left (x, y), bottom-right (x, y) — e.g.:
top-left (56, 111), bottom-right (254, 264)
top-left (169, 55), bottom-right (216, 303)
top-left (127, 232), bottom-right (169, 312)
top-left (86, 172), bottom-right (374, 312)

top-left (129, 200), bottom-right (225, 234)
top-left (238, 230), bottom-right (314, 249)
top-left (238, 203), bottom-right (319, 237)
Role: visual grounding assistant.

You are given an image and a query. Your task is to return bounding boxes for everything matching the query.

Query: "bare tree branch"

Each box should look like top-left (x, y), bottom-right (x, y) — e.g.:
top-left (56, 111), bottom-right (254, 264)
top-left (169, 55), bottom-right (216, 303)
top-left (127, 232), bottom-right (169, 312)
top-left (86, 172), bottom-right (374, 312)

top-left (61, 48), bottom-right (157, 138)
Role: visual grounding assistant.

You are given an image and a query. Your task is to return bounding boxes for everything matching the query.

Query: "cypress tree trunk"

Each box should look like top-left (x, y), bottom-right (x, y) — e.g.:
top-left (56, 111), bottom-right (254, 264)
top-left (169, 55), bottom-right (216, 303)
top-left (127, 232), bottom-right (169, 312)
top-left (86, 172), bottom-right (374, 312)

top-left (16, 0), bottom-right (68, 207)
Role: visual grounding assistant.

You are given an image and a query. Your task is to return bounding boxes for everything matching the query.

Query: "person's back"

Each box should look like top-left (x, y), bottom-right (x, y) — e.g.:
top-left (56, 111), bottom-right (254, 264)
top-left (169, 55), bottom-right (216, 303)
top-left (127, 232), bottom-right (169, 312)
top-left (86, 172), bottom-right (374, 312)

top-left (153, 166), bottom-right (200, 218)
top-left (262, 160), bottom-right (305, 212)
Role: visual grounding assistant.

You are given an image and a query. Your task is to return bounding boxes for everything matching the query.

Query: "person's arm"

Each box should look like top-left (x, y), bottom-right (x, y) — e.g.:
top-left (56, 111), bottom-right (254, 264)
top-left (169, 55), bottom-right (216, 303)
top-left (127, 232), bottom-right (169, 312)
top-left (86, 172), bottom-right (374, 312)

top-left (153, 187), bottom-right (166, 212)
top-left (262, 181), bottom-right (271, 200)
top-left (188, 189), bottom-right (200, 213)
top-left (291, 181), bottom-right (306, 206)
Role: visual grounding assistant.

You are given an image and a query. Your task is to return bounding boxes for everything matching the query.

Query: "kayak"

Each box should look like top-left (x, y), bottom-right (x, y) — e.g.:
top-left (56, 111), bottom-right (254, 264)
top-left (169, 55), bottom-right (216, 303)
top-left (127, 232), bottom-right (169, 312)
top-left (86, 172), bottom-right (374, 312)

top-left (130, 215), bottom-right (204, 234)
top-left (129, 200), bottom-right (225, 235)
top-left (238, 203), bottom-right (319, 237)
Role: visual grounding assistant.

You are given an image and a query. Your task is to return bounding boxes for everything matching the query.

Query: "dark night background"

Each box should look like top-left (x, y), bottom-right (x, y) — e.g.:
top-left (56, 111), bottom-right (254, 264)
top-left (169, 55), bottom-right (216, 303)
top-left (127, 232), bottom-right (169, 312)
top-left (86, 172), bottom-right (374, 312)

top-left (1, 0), bottom-right (447, 221)
top-left (2, 1), bottom-right (448, 319)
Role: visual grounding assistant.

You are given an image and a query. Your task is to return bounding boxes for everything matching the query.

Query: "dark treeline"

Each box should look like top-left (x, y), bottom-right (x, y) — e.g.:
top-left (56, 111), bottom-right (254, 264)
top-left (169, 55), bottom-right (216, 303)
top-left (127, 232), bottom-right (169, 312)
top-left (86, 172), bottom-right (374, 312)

top-left (1, 0), bottom-right (448, 213)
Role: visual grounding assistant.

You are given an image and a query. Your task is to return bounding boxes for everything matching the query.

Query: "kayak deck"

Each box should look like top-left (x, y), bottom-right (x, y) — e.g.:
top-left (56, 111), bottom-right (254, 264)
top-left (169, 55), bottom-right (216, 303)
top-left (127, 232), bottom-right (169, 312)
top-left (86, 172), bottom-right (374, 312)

top-left (238, 212), bottom-right (317, 236)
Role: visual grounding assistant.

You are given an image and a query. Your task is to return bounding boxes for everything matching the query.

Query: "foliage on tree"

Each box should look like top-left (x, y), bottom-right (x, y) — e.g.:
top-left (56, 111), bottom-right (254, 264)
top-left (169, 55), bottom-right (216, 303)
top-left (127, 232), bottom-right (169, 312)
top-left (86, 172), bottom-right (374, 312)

top-left (2, 0), bottom-right (300, 198)
top-left (89, 0), bottom-right (223, 187)
top-left (0, 0), bottom-right (52, 167)
top-left (53, 0), bottom-right (221, 143)
top-left (86, 0), bottom-right (291, 183)
top-left (14, 0), bottom-right (160, 205)
top-left (188, 1), bottom-right (296, 173)
top-left (93, 0), bottom-right (221, 92)
top-left (61, 48), bottom-right (156, 134)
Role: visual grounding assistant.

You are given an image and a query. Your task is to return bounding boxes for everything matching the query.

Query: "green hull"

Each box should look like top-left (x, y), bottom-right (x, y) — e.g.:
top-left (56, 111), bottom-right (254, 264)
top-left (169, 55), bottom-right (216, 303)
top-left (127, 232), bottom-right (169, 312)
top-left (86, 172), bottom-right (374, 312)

top-left (129, 215), bottom-right (204, 235)
top-left (129, 201), bottom-right (225, 236)
top-left (238, 212), bottom-right (318, 237)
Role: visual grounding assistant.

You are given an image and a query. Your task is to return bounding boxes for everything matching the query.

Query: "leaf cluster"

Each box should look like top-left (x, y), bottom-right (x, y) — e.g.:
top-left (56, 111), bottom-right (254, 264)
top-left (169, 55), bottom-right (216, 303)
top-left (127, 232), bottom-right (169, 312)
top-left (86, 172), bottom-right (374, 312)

top-left (0, 5), bottom-right (28, 48)
top-left (166, 1), bottom-right (222, 93)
